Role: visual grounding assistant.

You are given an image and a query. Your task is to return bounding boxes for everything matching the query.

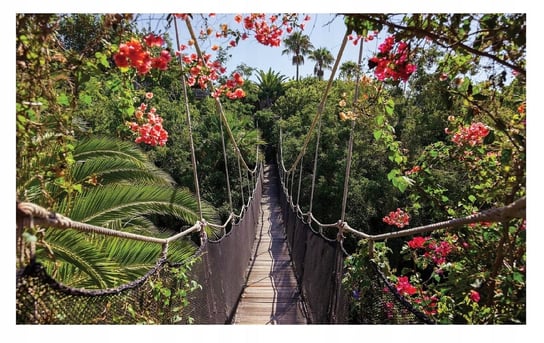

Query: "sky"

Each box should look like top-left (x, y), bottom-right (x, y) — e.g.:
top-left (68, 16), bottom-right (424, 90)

top-left (5, 1), bottom-right (541, 342)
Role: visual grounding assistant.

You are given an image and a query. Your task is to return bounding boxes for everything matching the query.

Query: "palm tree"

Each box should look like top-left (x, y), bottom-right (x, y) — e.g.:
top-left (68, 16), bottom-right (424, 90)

top-left (308, 47), bottom-right (334, 81)
top-left (339, 61), bottom-right (361, 81)
top-left (23, 136), bottom-right (219, 289)
top-left (281, 31), bottom-right (314, 81)
top-left (255, 68), bottom-right (288, 109)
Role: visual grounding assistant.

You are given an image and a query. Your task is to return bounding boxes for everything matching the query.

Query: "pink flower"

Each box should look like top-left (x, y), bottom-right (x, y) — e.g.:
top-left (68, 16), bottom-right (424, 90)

top-left (469, 290), bottom-right (480, 303)
top-left (383, 208), bottom-right (410, 228)
top-left (396, 276), bottom-right (417, 296)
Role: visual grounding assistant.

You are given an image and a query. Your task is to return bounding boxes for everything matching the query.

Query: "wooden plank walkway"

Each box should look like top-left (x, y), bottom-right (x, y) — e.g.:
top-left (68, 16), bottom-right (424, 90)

top-left (233, 164), bottom-right (307, 324)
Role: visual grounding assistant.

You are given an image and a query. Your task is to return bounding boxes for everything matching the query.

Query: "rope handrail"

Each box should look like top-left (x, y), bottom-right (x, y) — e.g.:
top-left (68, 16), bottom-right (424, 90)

top-left (16, 202), bottom-right (202, 245)
top-left (342, 196), bottom-right (526, 241)
top-left (277, 169), bottom-right (525, 241)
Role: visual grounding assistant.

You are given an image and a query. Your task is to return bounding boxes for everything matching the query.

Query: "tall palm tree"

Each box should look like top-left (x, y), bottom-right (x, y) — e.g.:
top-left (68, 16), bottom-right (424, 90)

top-left (255, 68), bottom-right (288, 109)
top-left (308, 47), bottom-right (334, 81)
top-left (23, 136), bottom-right (219, 289)
top-left (339, 61), bottom-right (361, 81)
top-left (281, 31), bottom-right (314, 81)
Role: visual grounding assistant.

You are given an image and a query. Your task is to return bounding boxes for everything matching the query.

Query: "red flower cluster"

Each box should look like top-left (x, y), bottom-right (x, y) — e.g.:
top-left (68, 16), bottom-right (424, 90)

top-left (347, 31), bottom-right (378, 46)
top-left (128, 100), bottom-right (168, 146)
top-left (414, 294), bottom-right (439, 316)
top-left (424, 241), bottom-right (453, 265)
top-left (407, 236), bottom-right (454, 266)
top-left (407, 236), bottom-right (428, 249)
top-left (369, 36), bottom-right (416, 82)
top-left (450, 122), bottom-right (490, 147)
top-left (395, 276), bottom-right (417, 296)
top-left (383, 208), bottom-right (410, 228)
top-left (114, 35), bottom-right (172, 75)
top-left (221, 13), bottom-right (311, 47)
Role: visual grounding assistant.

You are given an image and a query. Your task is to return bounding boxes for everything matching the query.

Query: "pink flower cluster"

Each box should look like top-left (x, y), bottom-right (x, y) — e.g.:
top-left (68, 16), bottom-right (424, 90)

top-left (383, 208), bottom-right (410, 228)
top-left (179, 52), bottom-right (246, 99)
top-left (369, 36), bottom-right (416, 82)
top-left (395, 276), bottom-right (417, 296)
top-left (128, 99), bottom-right (168, 146)
top-left (407, 236), bottom-right (454, 266)
top-left (449, 122), bottom-right (490, 147)
top-left (114, 34), bottom-right (172, 75)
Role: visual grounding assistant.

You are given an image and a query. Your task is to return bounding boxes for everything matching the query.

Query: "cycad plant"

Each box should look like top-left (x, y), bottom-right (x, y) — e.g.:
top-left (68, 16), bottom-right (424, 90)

top-left (19, 136), bottom-right (219, 289)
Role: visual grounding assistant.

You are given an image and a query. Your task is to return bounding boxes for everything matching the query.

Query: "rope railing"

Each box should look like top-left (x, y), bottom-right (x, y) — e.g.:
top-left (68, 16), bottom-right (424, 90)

top-left (16, 201), bottom-right (203, 246)
top-left (277, 167), bottom-right (526, 242)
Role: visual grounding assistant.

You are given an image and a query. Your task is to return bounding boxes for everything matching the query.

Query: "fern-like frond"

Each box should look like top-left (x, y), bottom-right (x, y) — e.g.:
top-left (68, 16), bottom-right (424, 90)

top-left (37, 229), bottom-right (128, 288)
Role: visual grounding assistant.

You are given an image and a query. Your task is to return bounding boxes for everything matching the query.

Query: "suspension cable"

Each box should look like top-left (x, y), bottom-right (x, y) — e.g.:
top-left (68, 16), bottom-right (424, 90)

top-left (285, 29), bottom-right (350, 174)
top-left (340, 36), bottom-right (365, 222)
top-left (175, 17), bottom-right (203, 221)
top-left (184, 17), bottom-right (254, 173)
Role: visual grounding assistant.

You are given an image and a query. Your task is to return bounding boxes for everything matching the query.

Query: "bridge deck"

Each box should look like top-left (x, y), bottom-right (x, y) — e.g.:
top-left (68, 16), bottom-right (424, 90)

top-left (233, 165), bottom-right (307, 324)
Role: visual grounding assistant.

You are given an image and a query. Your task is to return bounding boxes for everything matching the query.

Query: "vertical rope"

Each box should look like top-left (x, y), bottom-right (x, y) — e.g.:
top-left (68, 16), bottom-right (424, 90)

top-left (219, 115), bottom-right (233, 212)
top-left (340, 33), bottom-right (365, 223)
top-left (237, 153), bottom-right (245, 208)
top-left (308, 117), bottom-right (322, 215)
top-left (290, 165), bottom-right (296, 205)
top-left (296, 154), bottom-right (304, 206)
top-left (174, 17), bottom-right (203, 221)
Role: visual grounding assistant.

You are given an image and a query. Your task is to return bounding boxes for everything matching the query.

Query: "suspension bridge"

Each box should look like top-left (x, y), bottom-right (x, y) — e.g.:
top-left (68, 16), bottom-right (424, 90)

top-left (15, 16), bottom-right (526, 325)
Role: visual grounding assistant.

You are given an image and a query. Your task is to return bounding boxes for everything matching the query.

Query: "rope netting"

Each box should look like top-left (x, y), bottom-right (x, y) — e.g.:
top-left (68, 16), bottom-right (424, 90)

top-left (16, 167), bottom-right (264, 324)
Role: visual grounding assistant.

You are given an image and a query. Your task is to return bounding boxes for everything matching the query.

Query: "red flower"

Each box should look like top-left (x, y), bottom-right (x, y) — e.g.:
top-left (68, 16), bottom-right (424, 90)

top-left (407, 236), bottom-right (427, 249)
top-left (144, 33), bottom-right (164, 47)
top-left (396, 276), bottom-right (417, 296)
top-left (469, 290), bottom-right (480, 303)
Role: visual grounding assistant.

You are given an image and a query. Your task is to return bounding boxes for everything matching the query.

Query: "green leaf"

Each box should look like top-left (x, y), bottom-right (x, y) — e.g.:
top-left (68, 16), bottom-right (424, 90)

top-left (468, 195), bottom-right (476, 203)
top-left (385, 99), bottom-right (395, 115)
top-left (57, 93), bottom-right (70, 106)
top-left (373, 130), bottom-right (382, 140)
top-left (376, 115), bottom-right (385, 126)
top-left (79, 94), bottom-right (93, 106)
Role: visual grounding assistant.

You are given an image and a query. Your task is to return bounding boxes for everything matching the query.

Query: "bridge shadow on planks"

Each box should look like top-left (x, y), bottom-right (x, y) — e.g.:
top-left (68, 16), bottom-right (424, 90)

top-left (233, 164), bottom-right (307, 324)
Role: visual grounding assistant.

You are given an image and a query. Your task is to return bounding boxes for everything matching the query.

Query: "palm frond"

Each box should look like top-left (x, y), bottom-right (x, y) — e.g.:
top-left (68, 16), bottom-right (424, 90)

top-left (72, 157), bottom-right (174, 186)
top-left (73, 136), bottom-right (174, 184)
top-left (60, 184), bottom-right (217, 228)
top-left (37, 229), bottom-right (127, 288)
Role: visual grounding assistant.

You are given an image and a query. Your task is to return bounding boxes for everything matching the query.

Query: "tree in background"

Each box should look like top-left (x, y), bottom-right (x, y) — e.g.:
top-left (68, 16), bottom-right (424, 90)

top-left (308, 47), bottom-right (334, 80)
top-left (281, 31), bottom-right (314, 81)
top-left (339, 61), bottom-right (361, 81)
